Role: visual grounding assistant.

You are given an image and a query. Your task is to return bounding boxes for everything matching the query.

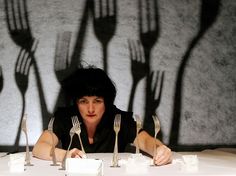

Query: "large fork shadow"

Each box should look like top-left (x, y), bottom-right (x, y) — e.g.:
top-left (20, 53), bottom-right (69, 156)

top-left (89, 0), bottom-right (117, 73)
top-left (169, 0), bottom-right (221, 150)
top-left (136, 0), bottom-right (164, 138)
top-left (52, 0), bottom-right (91, 111)
top-left (4, 0), bottom-right (52, 152)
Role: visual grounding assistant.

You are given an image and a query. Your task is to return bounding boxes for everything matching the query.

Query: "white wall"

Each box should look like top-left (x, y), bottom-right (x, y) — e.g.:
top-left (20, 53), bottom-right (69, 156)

top-left (0, 0), bottom-right (235, 151)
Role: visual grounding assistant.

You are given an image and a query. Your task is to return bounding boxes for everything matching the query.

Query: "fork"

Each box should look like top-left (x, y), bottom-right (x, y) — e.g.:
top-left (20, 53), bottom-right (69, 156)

top-left (47, 117), bottom-right (59, 166)
top-left (13, 43), bottom-right (38, 150)
top-left (111, 114), bottom-right (121, 167)
top-left (60, 119), bottom-right (76, 170)
top-left (127, 39), bottom-right (148, 112)
top-left (72, 116), bottom-right (86, 156)
top-left (91, 0), bottom-right (117, 72)
top-left (138, 0), bottom-right (159, 54)
top-left (150, 114), bottom-right (161, 166)
top-left (54, 31), bottom-right (72, 83)
top-left (5, 0), bottom-right (50, 131)
top-left (152, 114), bottom-right (160, 139)
top-left (21, 114), bottom-right (33, 166)
top-left (135, 114), bottom-right (142, 154)
top-left (5, 0), bottom-right (34, 50)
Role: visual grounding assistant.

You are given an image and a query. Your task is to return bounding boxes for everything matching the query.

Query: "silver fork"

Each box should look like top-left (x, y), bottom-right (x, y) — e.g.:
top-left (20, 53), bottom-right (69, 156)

top-left (72, 116), bottom-right (86, 156)
top-left (60, 119), bottom-right (75, 170)
top-left (151, 114), bottom-right (161, 166)
top-left (48, 117), bottom-right (59, 166)
top-left (21, 114), bottom-right (33, 166)
top-left (135, 114), bottom-right (142, 154)
top-left (152, 114), bottom-right (160, 139)
top-left (111, 114), bottom-right (121, 167)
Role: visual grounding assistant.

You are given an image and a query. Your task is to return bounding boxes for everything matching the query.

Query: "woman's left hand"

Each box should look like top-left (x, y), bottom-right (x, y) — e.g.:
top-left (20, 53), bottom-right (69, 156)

top-left (69, 148), bottom-right (87, 159)
top-left (153, 145), bottom-right (172, 166)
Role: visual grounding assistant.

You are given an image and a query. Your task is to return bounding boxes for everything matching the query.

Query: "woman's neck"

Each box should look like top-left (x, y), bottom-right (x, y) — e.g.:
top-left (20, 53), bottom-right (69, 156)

top-left (85, 124), bottom-right (96, 144)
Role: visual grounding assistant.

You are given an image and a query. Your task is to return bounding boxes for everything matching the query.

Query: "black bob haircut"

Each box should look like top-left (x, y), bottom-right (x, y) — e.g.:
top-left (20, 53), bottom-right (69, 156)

top-left (62, 67), bottom-right (117, 107)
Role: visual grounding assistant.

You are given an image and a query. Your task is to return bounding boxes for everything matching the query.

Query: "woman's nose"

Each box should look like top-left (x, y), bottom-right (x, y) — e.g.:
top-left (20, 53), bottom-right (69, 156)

top-left (88, 103), bottom-right (95, 113)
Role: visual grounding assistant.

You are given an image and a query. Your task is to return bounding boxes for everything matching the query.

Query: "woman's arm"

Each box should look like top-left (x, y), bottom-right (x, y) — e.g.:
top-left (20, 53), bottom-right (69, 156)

top-left (32, 130), bottom-right (66, 162)
top-left (32, 130), bottom-right (86, 161)
top-left (134, 130), bottom-right (172, 165)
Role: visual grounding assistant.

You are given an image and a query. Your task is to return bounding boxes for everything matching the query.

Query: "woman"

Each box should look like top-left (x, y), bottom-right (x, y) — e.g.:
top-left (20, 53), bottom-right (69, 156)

top-left (32, 67), bottom-right (172, 166)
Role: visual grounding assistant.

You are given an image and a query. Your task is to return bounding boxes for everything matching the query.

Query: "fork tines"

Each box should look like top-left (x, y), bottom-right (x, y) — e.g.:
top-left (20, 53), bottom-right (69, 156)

top-left (114, 114), bottom-right (121, 131)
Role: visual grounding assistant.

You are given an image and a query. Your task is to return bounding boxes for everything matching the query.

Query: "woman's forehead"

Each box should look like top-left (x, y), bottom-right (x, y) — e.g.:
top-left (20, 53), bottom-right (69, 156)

top-left (78, 96), bottom-right (104, 100)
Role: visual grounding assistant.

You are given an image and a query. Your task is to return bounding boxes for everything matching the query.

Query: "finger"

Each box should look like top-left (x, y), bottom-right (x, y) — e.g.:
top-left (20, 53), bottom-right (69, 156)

top-left (78, 150), bottom-right (87, 158)
top-left (154, 155), bottom-right (171, 166)
top-left (154, 147), bottom-right (172, 165)
top-left (70, 148), bottom-right (85, 158)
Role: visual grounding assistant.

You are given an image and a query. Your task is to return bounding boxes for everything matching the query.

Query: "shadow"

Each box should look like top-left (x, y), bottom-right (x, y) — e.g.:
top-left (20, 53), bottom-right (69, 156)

top-left (127, 39), bottom-right (148, 112)
top-left (53, 31), bottom-right (73, 108)
top-left (138, 0), bottom-right (163, 137)
top-left (169, 0), bottom-right (221, 149)
top-left (70, 0), bottom-right (91, 70)
top-left (13, 45), bottom-right (37, 151)
top-left (138, 0), bottom-right (159, 61)
top-left (4, 0), bottom-right (51, 151)
top-left (143, 71), bottom-right (164, 138)
top-left (0, 66), bottom-right (3, 93)
top-left (53, 0), bottom-right (91, 111)
top-left (90, 0), bottom-right (117, 73)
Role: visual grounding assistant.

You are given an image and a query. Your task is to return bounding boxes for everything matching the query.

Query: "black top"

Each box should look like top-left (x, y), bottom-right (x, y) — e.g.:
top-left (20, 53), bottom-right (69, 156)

top-left (53, 105), bottom-right (137, 153)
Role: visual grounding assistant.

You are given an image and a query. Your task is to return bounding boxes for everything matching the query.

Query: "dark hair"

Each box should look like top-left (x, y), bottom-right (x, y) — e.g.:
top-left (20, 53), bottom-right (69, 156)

top-left (62, 67), bottom-right (116, 107)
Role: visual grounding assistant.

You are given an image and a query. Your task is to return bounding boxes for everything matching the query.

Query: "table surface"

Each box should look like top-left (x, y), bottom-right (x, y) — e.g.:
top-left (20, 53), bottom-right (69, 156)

top-left (0, 149), bottom-right (236, 176)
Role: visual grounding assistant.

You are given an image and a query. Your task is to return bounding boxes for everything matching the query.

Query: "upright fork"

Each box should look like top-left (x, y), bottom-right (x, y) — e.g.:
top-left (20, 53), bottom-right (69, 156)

top-left (60, 118), bottom-right (76, 170)
top-left (150, 114), bottom-right (161, 166)
top-left (152, 114), bottom-right (160, 139)
top-left (72, 116), bottom-right (86, 156)
top-left (21, 114), bottom-right (33, 166)
top-left (135, 114), bottom-right (142, 154)
top-left (111, 114), bottom-right (121, 167)
top-left (47, 117), bottom-right (59, 166)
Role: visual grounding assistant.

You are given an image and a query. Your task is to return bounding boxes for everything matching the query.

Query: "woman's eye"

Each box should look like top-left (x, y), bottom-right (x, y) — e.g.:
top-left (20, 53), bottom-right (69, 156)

top-left (79, 100), bottom-right (86, 104)
top-left (95, 99), bottom-right (103, 103)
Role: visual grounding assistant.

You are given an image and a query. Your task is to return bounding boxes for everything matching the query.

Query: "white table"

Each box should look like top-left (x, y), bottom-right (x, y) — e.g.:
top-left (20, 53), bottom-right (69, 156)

top-left (0, 149), bottom-right (236, 176)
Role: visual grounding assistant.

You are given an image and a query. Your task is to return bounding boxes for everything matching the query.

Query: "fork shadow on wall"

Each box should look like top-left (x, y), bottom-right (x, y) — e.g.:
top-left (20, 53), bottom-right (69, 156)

top-left (53, 0), bottom-right (91, 112)
top-left (137, 0), bottom-right (163, 139)
top-left (169, 0), bottom-right (222, 151)
top-left (90, 0), bottom-right (117, 73)
top-left (4, 0), bottom-right (51, 151)
top-left (127, 38), bottom-right (164, 140)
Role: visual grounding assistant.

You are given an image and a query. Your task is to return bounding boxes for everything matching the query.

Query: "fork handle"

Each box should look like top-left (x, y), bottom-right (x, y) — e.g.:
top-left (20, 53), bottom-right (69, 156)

top-left (135, 129), bottom-right (140, 154)
top-left (24, 131), bottom-right (33, 166)
top-left (112, 133), bottom-right (119, 167)
top-left (60, 136), bottom-right (73, 170)
top-left (78, 135), bottom-right (86, 155)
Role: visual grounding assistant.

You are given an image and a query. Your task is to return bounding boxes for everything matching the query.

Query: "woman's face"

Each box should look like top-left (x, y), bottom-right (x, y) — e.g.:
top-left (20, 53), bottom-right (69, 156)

top-left (76, 96), bottom-right (105, 126)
